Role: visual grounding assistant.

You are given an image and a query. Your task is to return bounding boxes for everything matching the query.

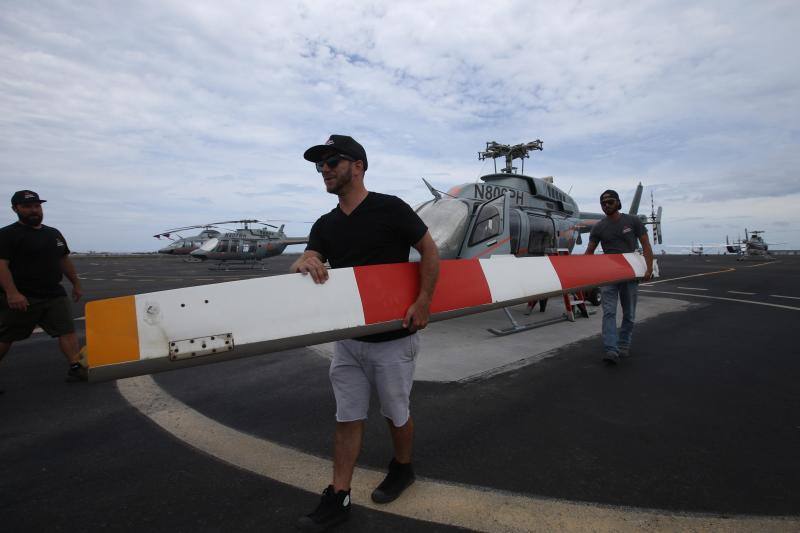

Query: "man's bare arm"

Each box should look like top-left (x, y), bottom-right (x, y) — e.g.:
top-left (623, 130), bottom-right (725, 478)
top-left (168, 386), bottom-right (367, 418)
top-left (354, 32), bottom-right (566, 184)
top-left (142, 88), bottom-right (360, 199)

top-left (0, 259), bottom-right (27, 310)
top-left (403, 232), bottom-right (440, 331)
top-left (290, 250), bottom-right (328, 284)
top-left (60, 255), bottom-right (83, 301)
top-left (584, 240), bottom-right (598, 255)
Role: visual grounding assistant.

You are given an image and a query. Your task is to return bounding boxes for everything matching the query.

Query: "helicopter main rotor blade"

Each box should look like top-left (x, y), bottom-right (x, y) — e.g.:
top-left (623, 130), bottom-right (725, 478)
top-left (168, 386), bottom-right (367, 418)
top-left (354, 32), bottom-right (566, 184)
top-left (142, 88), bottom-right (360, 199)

top-left (82, 253), bottom-right (652, 382)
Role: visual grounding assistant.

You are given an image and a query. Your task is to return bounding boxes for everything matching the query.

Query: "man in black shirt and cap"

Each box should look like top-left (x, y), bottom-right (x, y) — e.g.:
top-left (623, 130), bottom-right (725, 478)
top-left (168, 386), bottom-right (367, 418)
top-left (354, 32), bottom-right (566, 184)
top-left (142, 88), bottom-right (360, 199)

top-left (585, 189), bottom-right (653, 364)
top-left (291, 135), bottom-right (439, 531)
top-left (0, 190), bottom-right (83, 388)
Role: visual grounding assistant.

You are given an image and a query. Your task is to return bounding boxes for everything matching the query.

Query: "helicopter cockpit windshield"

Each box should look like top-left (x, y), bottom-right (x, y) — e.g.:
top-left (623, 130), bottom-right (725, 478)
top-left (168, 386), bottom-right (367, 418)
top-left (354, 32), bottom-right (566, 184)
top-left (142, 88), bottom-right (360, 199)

top-left (415, 198), bottom-right (469, 259)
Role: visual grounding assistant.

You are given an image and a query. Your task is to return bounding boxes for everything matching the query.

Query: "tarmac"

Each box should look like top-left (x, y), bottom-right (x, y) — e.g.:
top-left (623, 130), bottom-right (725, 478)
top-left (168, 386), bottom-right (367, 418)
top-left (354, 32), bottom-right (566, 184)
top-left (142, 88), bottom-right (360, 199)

top-left (1, 253), bottom-right (799, 532)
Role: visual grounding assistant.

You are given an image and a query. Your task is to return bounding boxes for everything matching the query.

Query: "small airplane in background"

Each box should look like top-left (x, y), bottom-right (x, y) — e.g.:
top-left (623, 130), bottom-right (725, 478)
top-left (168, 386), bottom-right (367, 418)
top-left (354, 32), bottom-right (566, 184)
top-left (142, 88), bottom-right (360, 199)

top-left (726, 229), bottom-right (785, 260)
top-left (661, 243), bottom-right (729, 255)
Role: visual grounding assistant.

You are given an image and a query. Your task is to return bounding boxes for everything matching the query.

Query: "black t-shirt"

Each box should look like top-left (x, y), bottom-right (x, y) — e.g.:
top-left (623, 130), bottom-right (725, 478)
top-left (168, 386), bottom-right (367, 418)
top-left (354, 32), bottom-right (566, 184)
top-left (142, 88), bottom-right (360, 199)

top-left (307, 192), bottom-right (428, 342)
top-left (0, 223), bottom-right (70, 298)
top-left (588, 213), bottom-right (646, 254)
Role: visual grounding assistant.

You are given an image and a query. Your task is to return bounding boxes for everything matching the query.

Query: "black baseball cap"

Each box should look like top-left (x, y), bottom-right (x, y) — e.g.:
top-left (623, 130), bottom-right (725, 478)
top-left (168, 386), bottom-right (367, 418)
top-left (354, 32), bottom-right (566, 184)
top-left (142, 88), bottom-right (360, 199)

top-left (600, 189), bottom-right (620, 202)
top-left (11, 190), bottom-right (47, 205)
top-left (303, 135), bottom-right (368, 170)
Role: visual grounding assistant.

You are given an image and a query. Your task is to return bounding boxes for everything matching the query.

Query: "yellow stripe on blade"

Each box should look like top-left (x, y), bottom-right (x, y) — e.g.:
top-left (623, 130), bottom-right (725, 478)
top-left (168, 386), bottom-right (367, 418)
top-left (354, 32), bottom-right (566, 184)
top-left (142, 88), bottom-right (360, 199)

top-left (85, 296), bottom-right (140, 367)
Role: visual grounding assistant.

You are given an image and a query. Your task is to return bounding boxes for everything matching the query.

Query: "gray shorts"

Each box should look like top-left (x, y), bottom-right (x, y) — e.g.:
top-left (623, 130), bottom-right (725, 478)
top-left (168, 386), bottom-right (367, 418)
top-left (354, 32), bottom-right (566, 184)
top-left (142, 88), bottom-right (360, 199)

top-left (329, 333), bottom-right (420, 427)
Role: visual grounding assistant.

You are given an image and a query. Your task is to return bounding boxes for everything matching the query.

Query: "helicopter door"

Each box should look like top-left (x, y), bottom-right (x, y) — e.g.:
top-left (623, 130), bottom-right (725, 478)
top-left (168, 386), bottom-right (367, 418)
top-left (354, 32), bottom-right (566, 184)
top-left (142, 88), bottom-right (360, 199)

top-left (459, 193), bottom-right (511, 259)
top-left (526, 214), bottom-right (556, 255)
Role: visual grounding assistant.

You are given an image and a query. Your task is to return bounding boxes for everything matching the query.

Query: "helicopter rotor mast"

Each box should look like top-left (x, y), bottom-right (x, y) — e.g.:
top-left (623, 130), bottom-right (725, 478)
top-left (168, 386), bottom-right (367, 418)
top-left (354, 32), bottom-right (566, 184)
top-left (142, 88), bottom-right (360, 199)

top-left (478, 140), bottom-right (543, 174)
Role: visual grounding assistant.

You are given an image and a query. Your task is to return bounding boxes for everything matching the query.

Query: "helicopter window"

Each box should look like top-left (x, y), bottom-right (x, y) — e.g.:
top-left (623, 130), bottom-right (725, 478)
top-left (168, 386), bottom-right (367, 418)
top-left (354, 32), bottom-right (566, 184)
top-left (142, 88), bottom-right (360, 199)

top-left (469, 205), bottom-right (501, 246)
top-left (509, 210), bottom-right (521, 254)
top-left (415, 198), bottom-right (469, 259)
top-left (527, 215), bottom-right (555, 256)
top-left (219, 239), bottom-right (231, 252)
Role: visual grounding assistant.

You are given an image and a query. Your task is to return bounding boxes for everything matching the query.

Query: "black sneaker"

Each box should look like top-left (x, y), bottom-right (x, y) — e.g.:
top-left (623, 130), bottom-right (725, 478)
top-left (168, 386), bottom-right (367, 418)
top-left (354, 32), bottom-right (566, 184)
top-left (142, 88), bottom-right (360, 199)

top-left (371, 458), bottom-right (415, 504)
top-left (296, 485), bottom-right (351, 532)
top-left (602, 351), bottom-right (620, 364)
top-left (66, 363), bottom-right (86, 382)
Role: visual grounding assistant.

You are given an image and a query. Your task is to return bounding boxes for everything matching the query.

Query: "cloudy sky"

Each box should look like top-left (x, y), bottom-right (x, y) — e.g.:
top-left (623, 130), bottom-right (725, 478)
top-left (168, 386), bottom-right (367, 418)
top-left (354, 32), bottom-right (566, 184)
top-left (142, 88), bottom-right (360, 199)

top-left (2, 0), bottom-right (798, 253)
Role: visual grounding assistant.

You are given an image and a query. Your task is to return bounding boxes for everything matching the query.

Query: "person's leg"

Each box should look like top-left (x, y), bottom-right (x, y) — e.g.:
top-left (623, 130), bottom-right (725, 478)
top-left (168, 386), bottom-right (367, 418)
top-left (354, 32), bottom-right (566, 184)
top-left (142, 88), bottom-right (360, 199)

top-left (58, 332), bottom-right (80, 364)
top-left (328, 339), bottom-right (370, 491)
top-left (600, 284), bottom-right (620, 354)
top-left (386, 415), bottom-right (414, 464)
top-left (0, 341), bottom-right (9, 394)
top-left (39, 297), bottom-right (80, 371)
top-left (617, 281), bottom-right (639, 352)
top-left (0, 341), bottom-right (11, 364)
top-left (299, 340), bottom-right (366, 530)
top-left (332, 420), bottom-right (364, 492)
top-left (371, 334), bottom-right (418, 503)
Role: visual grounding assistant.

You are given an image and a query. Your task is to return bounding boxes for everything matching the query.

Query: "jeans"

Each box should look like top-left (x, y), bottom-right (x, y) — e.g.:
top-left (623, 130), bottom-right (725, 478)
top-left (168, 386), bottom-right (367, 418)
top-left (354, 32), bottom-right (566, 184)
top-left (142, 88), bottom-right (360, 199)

top-left (600, 281), bottom-right (639, 354)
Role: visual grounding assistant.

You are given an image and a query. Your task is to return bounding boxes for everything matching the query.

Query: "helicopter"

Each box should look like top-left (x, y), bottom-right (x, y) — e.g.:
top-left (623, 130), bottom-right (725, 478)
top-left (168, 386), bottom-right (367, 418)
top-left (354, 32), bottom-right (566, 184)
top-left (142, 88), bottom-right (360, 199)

top-left (187, 219), bottom-right (309, 267)
top-left (726, 229), bottom-right (785, 260)
top-left (413, 140), bottom-right (662, 260)
top-left (412, 140), bottom-right (662, 310)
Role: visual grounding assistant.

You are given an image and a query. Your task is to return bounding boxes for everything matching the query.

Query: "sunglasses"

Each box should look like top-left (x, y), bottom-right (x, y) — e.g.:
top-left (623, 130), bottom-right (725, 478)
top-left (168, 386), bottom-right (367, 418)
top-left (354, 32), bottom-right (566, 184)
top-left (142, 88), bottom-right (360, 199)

top-left (601, 198), bottom-right (617, 205)
top-left (315, 154), bottom-right (355, 173)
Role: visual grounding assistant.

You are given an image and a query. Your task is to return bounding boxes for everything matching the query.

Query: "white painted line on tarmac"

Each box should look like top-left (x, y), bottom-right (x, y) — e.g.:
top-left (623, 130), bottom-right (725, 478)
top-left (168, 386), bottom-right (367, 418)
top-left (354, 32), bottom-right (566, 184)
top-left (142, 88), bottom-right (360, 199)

top-left (641, 290), bottom-right (800, 311)
top-left (641, 268), bottom-right (735, 286)
top-left (728, 291), bottom-right (756, 295)
top-left (117, 376), bottom-right (800, 532)
top-left (771, 295), bottom-right (800, 300)
top-left (741, 262), bottom-right (779, 268)
top-left (677, 286), bottom-right (709, 291)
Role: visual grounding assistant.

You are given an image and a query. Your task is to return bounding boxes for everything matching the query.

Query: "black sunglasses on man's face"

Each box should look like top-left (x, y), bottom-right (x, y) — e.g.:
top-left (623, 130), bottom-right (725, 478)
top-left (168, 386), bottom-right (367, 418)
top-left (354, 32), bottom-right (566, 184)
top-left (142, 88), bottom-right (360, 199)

top-left (601, 198), bottom-right (617, 206)
top-left (315, 154), bottom-right (355, 173)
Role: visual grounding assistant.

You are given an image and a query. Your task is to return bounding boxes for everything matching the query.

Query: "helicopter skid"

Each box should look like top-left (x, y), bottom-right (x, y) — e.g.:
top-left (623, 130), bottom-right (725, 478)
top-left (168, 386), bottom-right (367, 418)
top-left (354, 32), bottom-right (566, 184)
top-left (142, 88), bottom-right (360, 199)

top-left (208, 261), bottom-right (268, 271)
top-left (489, 301), bottom-right (596, 336)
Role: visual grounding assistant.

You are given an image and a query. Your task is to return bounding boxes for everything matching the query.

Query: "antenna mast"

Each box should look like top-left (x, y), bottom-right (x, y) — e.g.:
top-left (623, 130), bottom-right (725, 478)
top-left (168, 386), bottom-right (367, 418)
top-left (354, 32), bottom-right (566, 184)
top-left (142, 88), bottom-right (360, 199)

top-left (478, 140), bottom-right (543, 174)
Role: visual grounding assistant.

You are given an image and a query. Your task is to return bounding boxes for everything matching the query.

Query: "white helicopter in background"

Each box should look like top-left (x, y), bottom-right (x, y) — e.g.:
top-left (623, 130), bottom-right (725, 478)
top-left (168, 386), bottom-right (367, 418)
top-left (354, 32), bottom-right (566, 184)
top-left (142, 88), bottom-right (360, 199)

top-left (726, 229), bottom-right (785, 260)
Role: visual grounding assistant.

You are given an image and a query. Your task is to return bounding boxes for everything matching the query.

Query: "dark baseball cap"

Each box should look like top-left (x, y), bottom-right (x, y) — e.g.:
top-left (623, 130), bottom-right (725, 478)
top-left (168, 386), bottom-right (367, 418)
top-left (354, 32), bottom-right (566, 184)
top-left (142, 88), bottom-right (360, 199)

top-left (600, 189), bottom-right (620, 202)
top-left (303, 135), bottom-right (368, 170)
top-left (11, 190), bottom-right (47, 205)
